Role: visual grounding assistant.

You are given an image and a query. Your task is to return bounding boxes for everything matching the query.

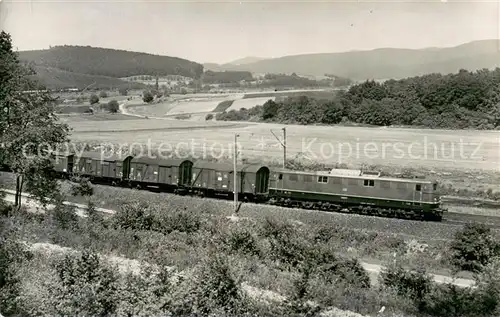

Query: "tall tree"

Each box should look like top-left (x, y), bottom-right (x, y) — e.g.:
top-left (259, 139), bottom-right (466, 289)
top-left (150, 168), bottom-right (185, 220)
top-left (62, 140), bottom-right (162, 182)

top-left (0, 31), bottom-right (70, 210)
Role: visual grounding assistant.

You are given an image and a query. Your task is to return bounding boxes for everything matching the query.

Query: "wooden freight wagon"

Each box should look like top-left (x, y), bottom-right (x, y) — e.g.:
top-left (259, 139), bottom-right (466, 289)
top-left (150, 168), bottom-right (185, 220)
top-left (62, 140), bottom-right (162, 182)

top-left (51, 152), bottom-right (75, 178)
top-left (73, 151), bottom-right (133, 184)
top-left (128, 157), bottom-right (193, 190)
top-left (190, 161), bottom-right (270, 201)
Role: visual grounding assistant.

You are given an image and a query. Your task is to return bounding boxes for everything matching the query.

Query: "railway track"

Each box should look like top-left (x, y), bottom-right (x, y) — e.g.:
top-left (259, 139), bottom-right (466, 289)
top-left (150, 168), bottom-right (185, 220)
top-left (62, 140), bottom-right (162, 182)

top-left (443, 211), bottom-right (500, 229)
top-left (3, 186), bottom-right (499, 230)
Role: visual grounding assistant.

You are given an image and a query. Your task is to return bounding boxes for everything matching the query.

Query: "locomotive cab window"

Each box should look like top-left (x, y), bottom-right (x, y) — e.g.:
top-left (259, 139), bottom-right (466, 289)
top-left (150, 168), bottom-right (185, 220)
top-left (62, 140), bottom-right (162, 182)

top-left (304, 175), bottom-right (313, 182)
top-left (415, 184), bottom-right (422, 191)
top-left (278, 174), bottom-right (283, 180)
top-left (318, 176), bottom-right (328, 183)
top-left (363, 179), bottom-right (375, 187)
top-left (433, 183), bottom-right (437, 191)
top-left (289, 174), bottom-right (298, 182)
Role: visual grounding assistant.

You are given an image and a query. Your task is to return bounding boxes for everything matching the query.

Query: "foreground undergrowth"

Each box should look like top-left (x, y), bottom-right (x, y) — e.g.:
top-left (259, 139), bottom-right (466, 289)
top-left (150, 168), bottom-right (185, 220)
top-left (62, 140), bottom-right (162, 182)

top-left (2, 180), bottom-right (500, 317)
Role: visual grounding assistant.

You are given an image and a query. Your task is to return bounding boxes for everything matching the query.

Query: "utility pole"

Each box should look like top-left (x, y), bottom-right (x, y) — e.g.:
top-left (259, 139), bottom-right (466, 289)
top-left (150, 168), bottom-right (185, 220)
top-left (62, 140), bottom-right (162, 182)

top-left (270, 127), bottom-right (287, 168)
top-left (282, 127), bottom-right (286, 169)
top-left (233, 133), bottom-right (239, 213)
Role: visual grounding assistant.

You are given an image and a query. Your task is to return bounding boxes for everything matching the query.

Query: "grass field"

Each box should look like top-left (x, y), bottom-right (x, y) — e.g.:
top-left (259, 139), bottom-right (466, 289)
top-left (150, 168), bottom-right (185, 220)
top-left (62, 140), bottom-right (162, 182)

top-left (242, 89), bottom-right (336, 100)
top-left (68, 120), bottom-right (499, 171)
top-left (58, 113), bottom-right (141, 122)
top-left (123, 94), bottom-right (240, 118)
top-left (226, 97), bottom-right (275, 111)
top-left (213, 100), bottom-right (235, 112)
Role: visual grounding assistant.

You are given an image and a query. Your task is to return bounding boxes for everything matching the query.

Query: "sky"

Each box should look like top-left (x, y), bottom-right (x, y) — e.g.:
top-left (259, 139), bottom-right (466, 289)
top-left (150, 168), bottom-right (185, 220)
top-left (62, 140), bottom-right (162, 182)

top-left (1, 0), bottom-right (499, 64)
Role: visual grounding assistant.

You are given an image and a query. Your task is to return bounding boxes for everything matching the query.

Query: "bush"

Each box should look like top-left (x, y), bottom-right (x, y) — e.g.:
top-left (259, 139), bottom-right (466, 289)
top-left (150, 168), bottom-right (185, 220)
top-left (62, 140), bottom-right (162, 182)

top-left (154, 209), bottom-right (201, 235)
top-left (142, 90), bottom-right (154, 103)
top-left (381, 262), bottom-right (500, 317)
top-left (205, 113), bottom-right (214, 121)
top-left (227, 228), bottom-right (260, 257)
top-left (450, 223), bottom-right (500, 272)
top-left (168, 254), bottom-right (249, 316)
top-left (260, 217), bottom-right (309, 267)
top-left (48, 250), bottom-right (120, 316)
top-left (119, 88), bottom-right (128, 96)
top-left (115, 265), bottom-right (172, 316)
top-left (70, 176), bottom-right (94, 197)
top-left (99, 91), bottom-right (108, 98)
top-left (381, 264), bottom-right (433, 304)
top-left (0, 234), bottom-right (33, 316)
top-left (49, 199), bottom-right (80, 231)
top-left (107, 100), bottom-right (119, 113)
top-left (112, 202), bottom-right (155, 231)
top-left (89, 94), bottom-right (99, 105)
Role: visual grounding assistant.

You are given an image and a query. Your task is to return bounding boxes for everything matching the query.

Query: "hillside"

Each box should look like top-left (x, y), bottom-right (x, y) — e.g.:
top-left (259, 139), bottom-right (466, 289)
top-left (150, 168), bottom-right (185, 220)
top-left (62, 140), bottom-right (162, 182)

top-left (226, 56), bottom-right (268, 65)
top-left (19, 45), bottom-right (204, 79)
top-left (29, 66), bottom-right (147, 90)
top-left (213, 40), bottom-right (500, 80)
top-left (203, 56), bottom-right (269, 72)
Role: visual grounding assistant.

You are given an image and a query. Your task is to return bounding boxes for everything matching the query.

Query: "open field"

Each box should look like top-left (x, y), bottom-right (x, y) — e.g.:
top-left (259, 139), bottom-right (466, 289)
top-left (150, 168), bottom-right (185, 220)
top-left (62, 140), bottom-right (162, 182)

top-left (166, 98), bottom-right (231, 115)
top-left (67, 117), bottom-right (251, 134)
top-left (241, 89), bottom-right (330, 99)
top-left (58, 113), bottom-right (142, 122)
top-left (121, 89), bottom-right (332, 119)
top-left (68, 120), bottom-right (500, 172)
top-left (226, 96), bottom-right (276, 111)
top-left (123, 94), bottom-right (242, 117)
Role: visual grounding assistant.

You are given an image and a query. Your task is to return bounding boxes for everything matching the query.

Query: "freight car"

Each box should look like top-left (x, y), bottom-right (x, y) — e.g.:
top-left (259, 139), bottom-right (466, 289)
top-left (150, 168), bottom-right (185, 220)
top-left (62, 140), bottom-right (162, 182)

top-left (188, 161), bottom-right (270, 202)
top-left (52, 152), bottom-right (271, 202)
top-left (46, 151), bottom-right (444, 221)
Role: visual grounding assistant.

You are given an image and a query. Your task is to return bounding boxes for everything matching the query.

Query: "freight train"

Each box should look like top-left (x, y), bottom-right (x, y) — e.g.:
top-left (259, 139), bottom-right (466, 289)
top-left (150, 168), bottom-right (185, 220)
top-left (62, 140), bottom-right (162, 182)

top-left (8, 151), bottom-right (446, 221)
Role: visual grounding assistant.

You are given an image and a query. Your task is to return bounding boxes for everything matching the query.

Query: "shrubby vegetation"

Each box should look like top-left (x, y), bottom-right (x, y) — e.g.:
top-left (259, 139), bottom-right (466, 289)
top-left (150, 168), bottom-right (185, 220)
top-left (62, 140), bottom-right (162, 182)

top-left (105, 100), bottom-right (120, 113)
top-left (202, 70), bottom-right (253, 84)
top-left (258, 73), bottom-right (322, 89)
top-left (19, 45), bottom-right (204, 79)
top-left (2, 185), bottom-right (500, 317)
top-left (449, 223), bottom-right (500, 273)
top-left (89, 93), bottom-right (99, 105)
top-left (118, 87), bottom-right (128, 96)
top-left (142, 90), bottom-right (154, 103)
top-left (216, 106), bottom-right (263, 121)
top-left (218, 68), bottom-right (500, 129)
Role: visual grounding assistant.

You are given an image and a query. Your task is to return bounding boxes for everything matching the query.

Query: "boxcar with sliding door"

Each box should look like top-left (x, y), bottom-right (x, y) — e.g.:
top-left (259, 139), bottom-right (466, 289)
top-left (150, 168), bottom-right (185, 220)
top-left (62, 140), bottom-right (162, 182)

top-left (128, 157), bottom-right (193, 190)
top-left (189, 161), bottom-right (270, 201)
top-left (73, 151), bottom-right (133, 184)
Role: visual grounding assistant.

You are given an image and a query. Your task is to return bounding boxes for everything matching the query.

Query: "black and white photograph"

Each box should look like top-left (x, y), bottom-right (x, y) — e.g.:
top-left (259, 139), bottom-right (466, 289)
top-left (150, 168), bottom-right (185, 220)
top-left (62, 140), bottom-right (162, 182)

top-left (1, 0), bottom-right (500, 316)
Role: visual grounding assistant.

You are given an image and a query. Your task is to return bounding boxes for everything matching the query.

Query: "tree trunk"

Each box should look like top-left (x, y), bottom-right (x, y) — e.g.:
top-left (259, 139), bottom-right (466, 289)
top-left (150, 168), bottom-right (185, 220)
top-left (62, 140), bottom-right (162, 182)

top-left (15, 174), bottom-right (23, 209)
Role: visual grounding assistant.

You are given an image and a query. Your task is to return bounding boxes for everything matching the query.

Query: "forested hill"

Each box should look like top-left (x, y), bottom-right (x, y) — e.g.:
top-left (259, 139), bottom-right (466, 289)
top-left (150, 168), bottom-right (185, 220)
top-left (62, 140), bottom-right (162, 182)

top-left (217, 68), bottom-right (500, 130)
top-left (19, 45), bottom-right (204, 79)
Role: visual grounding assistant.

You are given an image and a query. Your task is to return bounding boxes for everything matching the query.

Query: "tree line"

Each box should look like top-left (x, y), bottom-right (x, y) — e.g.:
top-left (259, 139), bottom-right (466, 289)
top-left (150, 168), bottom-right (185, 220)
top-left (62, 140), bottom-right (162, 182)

top-left (202, 70), bottom-right (254, 84)
top-left (217, 68), bottom-right (500, 129)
